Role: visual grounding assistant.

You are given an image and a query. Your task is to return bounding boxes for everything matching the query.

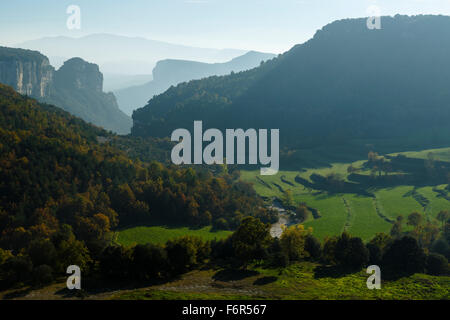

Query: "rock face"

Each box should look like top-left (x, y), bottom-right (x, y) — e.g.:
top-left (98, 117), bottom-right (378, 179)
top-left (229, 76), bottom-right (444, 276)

top-left (0, 47), bottom-right (131, 134)
top-left (0, 47), bottom-right (54, 98)
top-left (55, 58), bottom-right (103, 92)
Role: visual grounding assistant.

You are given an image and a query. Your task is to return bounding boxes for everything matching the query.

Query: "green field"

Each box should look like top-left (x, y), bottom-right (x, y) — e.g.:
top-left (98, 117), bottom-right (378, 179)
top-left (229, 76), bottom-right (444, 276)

top-left (116, 225), bottom-right (232, 246)
top-left (416, 185), bottom-right (450, 219)
top-left (374, 186), bottom-right (423, 219)
top-left (241, 147), bottom-right (450, 241)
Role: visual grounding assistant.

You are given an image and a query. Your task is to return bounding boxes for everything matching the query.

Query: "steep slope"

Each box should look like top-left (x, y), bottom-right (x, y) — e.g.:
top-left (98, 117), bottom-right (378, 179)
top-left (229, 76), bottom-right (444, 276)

top-left (0, 47), bottom-right (54, 98)
top-left (0, 83), bottom-right (273, 253)
top-left (132, 15), bottom-right (450, 153)
top-left (115, 51), bottom-right (276, 116)
top-left (47, 58), bottom-right (132, 134)
top-left (0, 47), bottom-right (132, 134)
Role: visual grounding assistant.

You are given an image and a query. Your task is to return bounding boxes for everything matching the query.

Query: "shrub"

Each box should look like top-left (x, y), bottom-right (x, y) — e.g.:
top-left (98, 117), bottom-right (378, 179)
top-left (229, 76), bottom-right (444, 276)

top-left (304, 234), bottom-right (322, 260)
top-left (426, 253), bottom-right (449, 276)
top-left (366, 243), bottom-right (382, 265)
top-left (132, 244), bottom-right (168, 280)
top-left (32, 264), bottom-right (54, 287)
top-left (382, 236), bottom-right (426, 279)
top-left (0, 256), bottom-right (33, 286)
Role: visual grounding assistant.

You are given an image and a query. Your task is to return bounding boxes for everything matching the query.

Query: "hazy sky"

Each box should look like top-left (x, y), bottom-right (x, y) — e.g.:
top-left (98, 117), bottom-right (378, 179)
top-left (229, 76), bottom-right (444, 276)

top-left (1, 0), bottom-right (450, 53)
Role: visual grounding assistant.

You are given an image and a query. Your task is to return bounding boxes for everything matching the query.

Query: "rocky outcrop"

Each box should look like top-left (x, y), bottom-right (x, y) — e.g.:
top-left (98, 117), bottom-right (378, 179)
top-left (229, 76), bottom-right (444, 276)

top-left (0, 47), bottom-right (131, 134)
top-left (54, 58), bottom-right (103, 92)
top-left (0, 47), bottom-right (54, 98)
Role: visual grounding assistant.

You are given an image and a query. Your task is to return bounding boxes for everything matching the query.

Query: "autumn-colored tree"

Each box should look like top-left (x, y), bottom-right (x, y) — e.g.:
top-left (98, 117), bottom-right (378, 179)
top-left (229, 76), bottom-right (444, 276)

top-left (56, 238), bottom-right (92, 273)
top-left (280, 225), bottom-right (312, 261)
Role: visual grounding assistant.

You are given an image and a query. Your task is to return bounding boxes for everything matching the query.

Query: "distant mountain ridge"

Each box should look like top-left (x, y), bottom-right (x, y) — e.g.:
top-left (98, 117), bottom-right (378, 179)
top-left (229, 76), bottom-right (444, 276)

top-left (0, 47), bottom-right (131, 134)
top-left (17, 34), bottom-right (249, 75)
top-left (115, 51), bottom-right (276, 116)
top-left (132, 15), bottom-right (450, 153)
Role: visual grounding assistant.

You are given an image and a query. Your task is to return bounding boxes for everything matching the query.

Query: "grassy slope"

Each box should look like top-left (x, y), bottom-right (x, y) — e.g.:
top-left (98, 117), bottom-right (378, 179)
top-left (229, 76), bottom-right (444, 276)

top-left (111, 262), bottom-right (450, 300)
top-left (375, 186), bottom-right (423, 218)
top-left (417, 185), bottom-right (450, 219)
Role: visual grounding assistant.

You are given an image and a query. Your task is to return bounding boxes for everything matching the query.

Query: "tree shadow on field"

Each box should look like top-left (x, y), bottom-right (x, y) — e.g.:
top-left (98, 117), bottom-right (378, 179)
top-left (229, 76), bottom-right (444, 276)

top-left (253, 276), bottom-right (278, 286)
top-left (213, 269), bottom-right (259, 282)
top-left (313, 265), bottom-right (355, 279)
top-left (2, 287), bottom-right (32, 300)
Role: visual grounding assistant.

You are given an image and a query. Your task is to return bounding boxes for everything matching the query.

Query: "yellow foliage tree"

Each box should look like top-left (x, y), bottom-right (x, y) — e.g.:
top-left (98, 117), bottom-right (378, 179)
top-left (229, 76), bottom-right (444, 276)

top-left (280, 224), bottom-right (312, 261)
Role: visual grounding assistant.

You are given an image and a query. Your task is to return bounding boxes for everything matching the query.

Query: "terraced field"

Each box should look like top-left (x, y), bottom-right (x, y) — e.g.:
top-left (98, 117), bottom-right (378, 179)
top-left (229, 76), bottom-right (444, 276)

top-left (241, 147), bottom-right (450, 241)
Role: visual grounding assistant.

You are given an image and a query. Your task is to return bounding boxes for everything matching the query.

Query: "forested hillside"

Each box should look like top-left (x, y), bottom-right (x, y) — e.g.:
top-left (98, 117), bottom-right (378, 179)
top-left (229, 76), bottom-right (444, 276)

top-left (0, 84), bottom-right (276, 287)
top-left (117, 51), bottom-right (275, 116)
top-left (132, 15), bottom-right (450, 152)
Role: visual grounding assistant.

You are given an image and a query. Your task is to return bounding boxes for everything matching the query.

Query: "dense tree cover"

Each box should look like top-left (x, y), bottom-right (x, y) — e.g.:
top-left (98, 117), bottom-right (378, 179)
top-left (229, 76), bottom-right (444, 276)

top-left (131, 57), bottom-right (279, 138)
top-left (132, 15), bottom-right (450, 154)
top-left (79, 219), bottom-right (450, 285)
top-left (388, 211), bottom-right (446, 255)
top-left (2, 215), bottom-right (448, 288)
top-left (116, 51), bottom-right (276, 116)
top-left (0, 84), bottom-right (276, 287)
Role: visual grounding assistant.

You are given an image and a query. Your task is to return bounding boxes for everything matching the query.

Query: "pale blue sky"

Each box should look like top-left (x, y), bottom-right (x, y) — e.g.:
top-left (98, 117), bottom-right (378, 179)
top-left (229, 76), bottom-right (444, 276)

top-left (1, 0), bottom-right (450, 53)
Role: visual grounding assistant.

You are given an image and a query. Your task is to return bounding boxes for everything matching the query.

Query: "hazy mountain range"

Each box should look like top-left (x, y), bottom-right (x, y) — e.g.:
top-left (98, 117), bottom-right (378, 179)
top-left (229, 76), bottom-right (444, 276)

top-left (115, 51), bottom-right (276, 116)
top-left (16, 34), bottom-right (249, 75)
top-left (103, 74), bottom-right (153, 92)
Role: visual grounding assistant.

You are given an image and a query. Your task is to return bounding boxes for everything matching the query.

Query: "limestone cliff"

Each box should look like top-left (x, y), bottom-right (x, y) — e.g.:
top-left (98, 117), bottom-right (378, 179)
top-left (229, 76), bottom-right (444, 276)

top-left (0, 47), bottom-right (54, 98)
top-left (0, 47), bottom-right (131, 134)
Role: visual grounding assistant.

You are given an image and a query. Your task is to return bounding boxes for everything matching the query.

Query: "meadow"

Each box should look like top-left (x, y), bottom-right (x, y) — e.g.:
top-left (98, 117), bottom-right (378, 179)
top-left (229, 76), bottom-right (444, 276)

top-left (240, 147), bottom-right (450, 241)
top-left (116, 225), bottom-right (232, 246)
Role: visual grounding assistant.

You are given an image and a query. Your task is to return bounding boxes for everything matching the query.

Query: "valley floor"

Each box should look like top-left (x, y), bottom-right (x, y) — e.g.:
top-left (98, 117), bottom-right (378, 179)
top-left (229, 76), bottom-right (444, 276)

top-left (240, 147), bottom-right (450, 241)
